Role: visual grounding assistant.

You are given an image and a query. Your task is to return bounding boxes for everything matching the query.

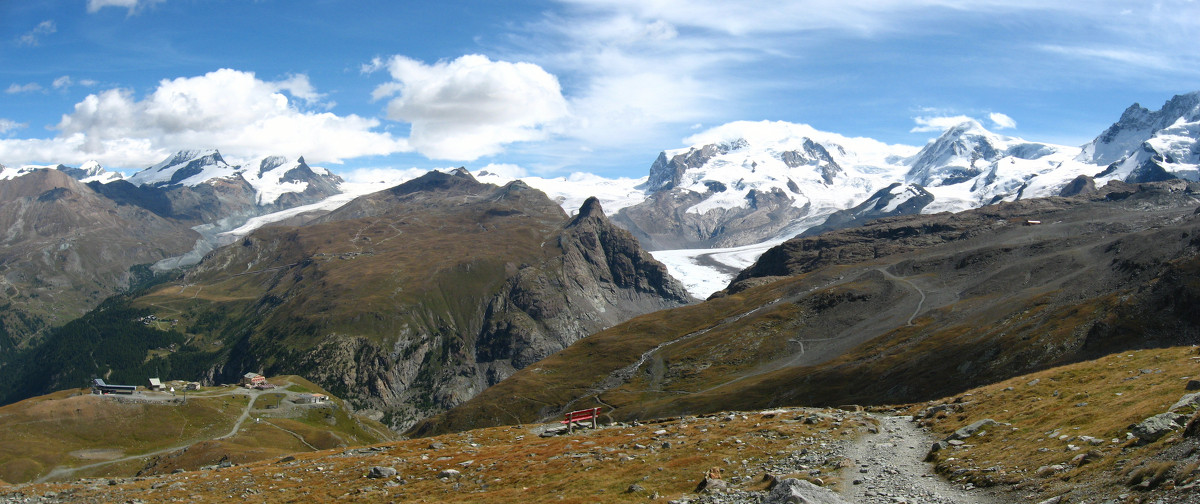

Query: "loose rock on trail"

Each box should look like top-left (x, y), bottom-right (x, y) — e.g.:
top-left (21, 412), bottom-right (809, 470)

top-left (843, 414), bottom-right (1009, 504)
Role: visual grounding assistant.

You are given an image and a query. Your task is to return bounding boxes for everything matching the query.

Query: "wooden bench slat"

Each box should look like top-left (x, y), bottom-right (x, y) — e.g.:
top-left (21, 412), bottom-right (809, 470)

top-left (561, 407), bottom-right (601, 432)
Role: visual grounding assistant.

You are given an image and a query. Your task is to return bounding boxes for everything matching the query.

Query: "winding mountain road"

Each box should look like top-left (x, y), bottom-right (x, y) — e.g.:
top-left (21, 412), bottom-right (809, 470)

top-left (32, 388), bottom-right (259, 484)
top-left (877, 268), bottom-right (927, 326)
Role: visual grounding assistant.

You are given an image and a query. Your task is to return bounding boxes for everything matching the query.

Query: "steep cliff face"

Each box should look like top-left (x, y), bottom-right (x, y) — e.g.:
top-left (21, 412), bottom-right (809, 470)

top-left (21, 170), bottom-right (692, 429)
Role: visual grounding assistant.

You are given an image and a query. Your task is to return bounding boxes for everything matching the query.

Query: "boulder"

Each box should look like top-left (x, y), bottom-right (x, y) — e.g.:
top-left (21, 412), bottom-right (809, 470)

top-left (367, 466), bottom-right (397, 479)
top-left (925, 441), bottom-right (949, 462)
top-left (948, 419), bottom-right (999, 440)
top-left (1170, 392), bottom-right (1200, 413)
top-left (763, 478), bottom-right (849, 504)
top-left (695, 476), bottom-right (727, 493)
top-left (1070, 450), bottom-right (1102, 467)
top-left (1131, 413), bottom-right (1188, 444)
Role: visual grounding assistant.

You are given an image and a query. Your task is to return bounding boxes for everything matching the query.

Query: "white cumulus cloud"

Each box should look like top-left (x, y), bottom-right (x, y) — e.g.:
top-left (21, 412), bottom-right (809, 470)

top-left (910, 115), bottom-right (976, 133)
top-left (0, 69), bottom-right (408, 168)
top-left (371, 54), bottom-right (570, 161)
top-left (87, 0), bottom-right (164, 14)
top-left (988, 112), bottom-right (1017, 130)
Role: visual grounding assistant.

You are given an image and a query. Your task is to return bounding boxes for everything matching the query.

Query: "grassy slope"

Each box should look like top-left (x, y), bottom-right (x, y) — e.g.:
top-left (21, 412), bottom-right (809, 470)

top-left (7, 347), bottom-right (1199, 503)
top-left (915, 345), bottom-right (1200, 499)
top-left (9, 406), bottom-right (874, 503)
top-left (0, 376), bottom-right (393, 484)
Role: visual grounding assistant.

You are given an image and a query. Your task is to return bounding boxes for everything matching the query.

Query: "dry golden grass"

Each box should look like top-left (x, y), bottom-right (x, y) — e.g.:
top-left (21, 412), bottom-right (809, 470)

top-left (0, 376), bottom-right (393, 484)
top-left (0, 390), bottom-right (243, 483)
top-left (7, 407), bottom-right (871, 503)
top-left (914, 346), bottom-right (1200, 497)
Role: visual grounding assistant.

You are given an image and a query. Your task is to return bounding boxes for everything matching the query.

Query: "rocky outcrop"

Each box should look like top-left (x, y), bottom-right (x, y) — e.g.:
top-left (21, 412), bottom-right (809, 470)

top-left (1059, 175), bottom-right (1097, 197)
top-left (560, 197), bottom-right (692, 306)
top-left (646, 143), bottom-right (731, 192)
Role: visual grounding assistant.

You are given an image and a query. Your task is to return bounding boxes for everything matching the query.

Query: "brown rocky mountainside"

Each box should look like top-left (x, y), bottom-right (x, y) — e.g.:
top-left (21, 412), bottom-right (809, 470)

top-left (118, 169), bottom-right (692, 430)
top-left (414, 179), bottom-right (1200, 436)
top-left (0, 169), bottom-right (199, 350)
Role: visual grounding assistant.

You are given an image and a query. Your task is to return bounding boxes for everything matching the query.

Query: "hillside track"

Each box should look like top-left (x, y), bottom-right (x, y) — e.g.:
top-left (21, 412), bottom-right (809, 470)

top-left (843, 414), bottom-right (1010, 504)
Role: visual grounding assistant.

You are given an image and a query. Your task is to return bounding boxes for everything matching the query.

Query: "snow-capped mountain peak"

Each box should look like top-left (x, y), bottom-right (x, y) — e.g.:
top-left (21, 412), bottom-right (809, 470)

top-left (1080, 91), bottom-right (1200, 166)
top-left (241, 155), bottom-right (341, 205)
top-left (0, 161), bottom-right (123, 183)
top-left (71, 160), bottom-right (123, 183)
top-left (115, 149), bottom-right (345, 212)
top-left (655, 121), bottom-right (914, 219)
top-left (906, 120), bottom-right (1008, 187)
top-left (78, 160), bottom-right (103, 177)
top-left (1087, 93), bottom-right (1200, 184)
top-left (128, 149), bottom-right (235, 188)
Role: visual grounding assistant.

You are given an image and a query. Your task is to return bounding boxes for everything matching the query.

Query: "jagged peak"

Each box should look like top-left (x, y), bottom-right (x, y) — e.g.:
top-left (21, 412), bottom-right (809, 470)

top-left (566, 196), bottom-right (609, 229)
top-left (1083, 91), bottom-right (1200, 165)
top-left (577, 196), bottom-right (605, 218)
top-left (256, 155), bottom-right (290, 171)
top-left (79, 160), bottom-right (102, 174)
top-left (152, 149), bottom-right (224, 168)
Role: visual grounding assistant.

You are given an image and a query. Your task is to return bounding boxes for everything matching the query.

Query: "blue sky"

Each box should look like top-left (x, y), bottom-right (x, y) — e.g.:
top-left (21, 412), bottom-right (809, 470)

top-left (1, 0), bottom-right (1198, 179)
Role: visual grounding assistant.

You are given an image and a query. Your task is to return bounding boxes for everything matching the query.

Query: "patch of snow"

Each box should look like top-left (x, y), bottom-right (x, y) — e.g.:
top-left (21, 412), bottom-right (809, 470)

top-left (881, 185), bottom-right (918, 213)
top-left (242, 156), bottom-right (310, 205)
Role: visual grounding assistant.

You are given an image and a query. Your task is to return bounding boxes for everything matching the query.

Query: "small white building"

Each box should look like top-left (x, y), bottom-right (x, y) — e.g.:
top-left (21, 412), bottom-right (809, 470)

top-left (148, 378), bottom-right (163, 391)
top-left (294, 393), bottom-right (329, 404)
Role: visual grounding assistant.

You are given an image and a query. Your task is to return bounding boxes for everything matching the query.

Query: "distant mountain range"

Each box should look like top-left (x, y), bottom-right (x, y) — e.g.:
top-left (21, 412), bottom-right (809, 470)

top-left (625, 92), bottom-right (1198, 252)
top-left (1, 90), bottom-right (1198, 429)
top-left (0, 150), bottom-right (343, 351)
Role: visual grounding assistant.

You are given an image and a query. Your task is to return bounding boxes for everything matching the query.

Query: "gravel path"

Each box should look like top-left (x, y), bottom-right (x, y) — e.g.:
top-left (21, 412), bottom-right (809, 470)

top-left (843, 415), bottom-right (1009, 504)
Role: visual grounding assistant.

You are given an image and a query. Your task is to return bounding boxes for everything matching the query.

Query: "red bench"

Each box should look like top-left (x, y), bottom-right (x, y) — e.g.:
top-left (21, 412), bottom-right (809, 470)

top-left (561, 407), bottom-right (601, 432)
